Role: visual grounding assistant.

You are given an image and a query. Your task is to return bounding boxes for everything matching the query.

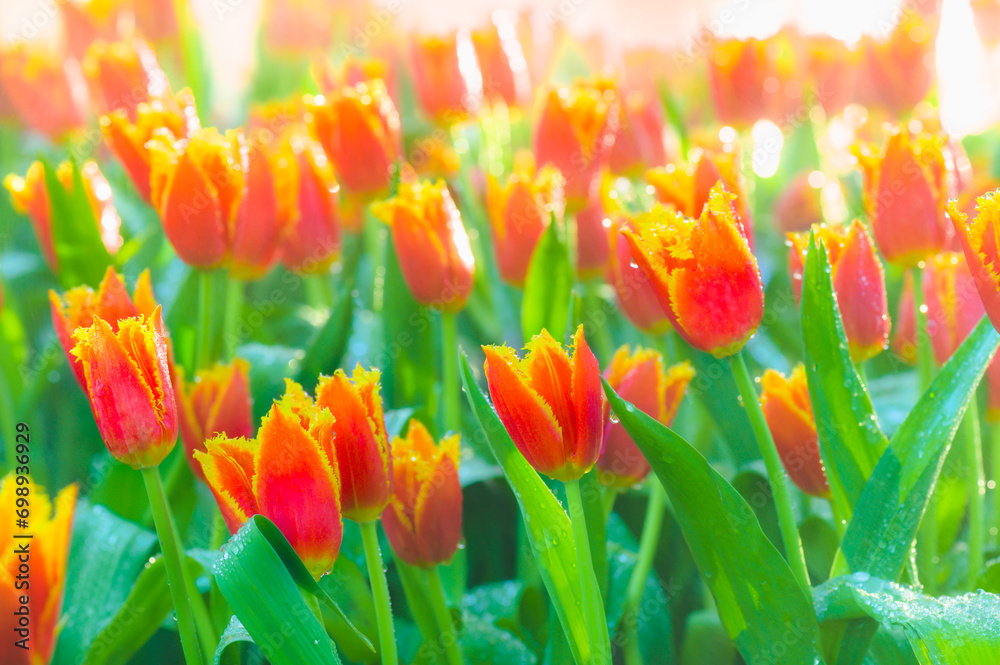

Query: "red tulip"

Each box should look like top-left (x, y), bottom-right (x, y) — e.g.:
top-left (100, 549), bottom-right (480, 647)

top-left (855, 13), bottom-right (937, 115)
top-left (0, 43), bottom-right (87, 139)
top-left (410, 31), bottom-right (483, 123)
top-left (608, 89), bottom-right (668, 177)
top-left (708, 31), bottom-right (801, 128)
top-left (82, 37), bottom-right (172, 121)
top-left (947, 192), bottom-right (1000, 334)
top-left (471, 11), bottom-right (529, 107)
top-left (606, 217), bottom-right (672, 334)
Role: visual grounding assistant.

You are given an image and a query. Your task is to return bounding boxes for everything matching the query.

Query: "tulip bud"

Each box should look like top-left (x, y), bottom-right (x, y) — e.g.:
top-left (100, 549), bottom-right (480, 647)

top-left (485, 154), bottom-right (564, 287)
top-left (854, 128), bottom-right (953, 267)
top-left (788, 221), bottom-right (890, 362)
top-left (176, 359), bottom-right (255, 482)
top-left (946, 192), bottom-right (1000, 335)
top-left (71, 308), bottom-right (178, 469)
top-left (608, 90), bottom-right (668, 177)
top-left (606, 218), bottom-right (672, 334)
top-left (280, 133), bottom-right (342, 274)
top-left (373, 179), bottom-right (476, 312)
top-left (599, 348), bottom-right (693, 488)
top-left (623, 183), bottom-right (764, 358)
top-left (82, 38), bottom-right (172, 121)
top-left (197, 403), bottom-right (343, 579)
top-left (5, 160), bottom-right (123, 272)
top-left (381, 421), bottom-right (463, 568)
top-left (482, 325), bottom-right (604, 481)
top-left (708, 31), bottom-right (801, 128)
top-left (410, 31), bottom-right (483, 123)
top-left (760, 366), bottom-right (830, 497)
top-left (0, 42), bottom-right (87, 139)
top-left (471, 11), bottom-right (530, 107)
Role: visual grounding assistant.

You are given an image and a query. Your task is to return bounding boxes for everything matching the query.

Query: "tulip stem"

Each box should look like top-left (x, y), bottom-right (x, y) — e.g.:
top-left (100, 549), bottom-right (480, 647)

top-left (222, 278), bottom-right (244, 362)
top-left (426, 566), bottom-right (464, 665)
top-left (622, 477), bottom-right (667, 665)
top-left (993, 423), bottom-right (1000, 548)
top-left (360, 520), bottom-right (398, 665)
top-left (141, 466), bottom-right (204, 665)
top-left (729, 351), bottom-right (811, 594)
top-left (564, 477), bottom-right (610, 665)
top-left (441, 311), bottom-right (461, 434)
top-left (964, 396), bottom-right (985, 589)
top-left (913, 265), bottom-right (937, 594)
top-left (196, 270), bottom-right (213, 370)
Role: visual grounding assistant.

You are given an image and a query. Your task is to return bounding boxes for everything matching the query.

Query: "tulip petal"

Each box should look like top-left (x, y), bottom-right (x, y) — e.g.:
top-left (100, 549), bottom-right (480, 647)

top-left (569, 326), bottom-right (603, 470)
top-left (198, 436), bottom-right (258, 534)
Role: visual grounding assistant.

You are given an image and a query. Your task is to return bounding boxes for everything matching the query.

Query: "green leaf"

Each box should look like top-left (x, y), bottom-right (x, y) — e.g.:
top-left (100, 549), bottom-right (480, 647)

top-left (800, 236), bottom-right (888, 522)
top-left (814, 574), bottom-right (1000, 664)
top-left (840, 317), bottom-right (999, 580)
top-left (521, 218), bottom-right (573, 341)
top-left (459, 352), bottom-right (602, 664)
top-left (680, 611), bottom-right (736, 665)
top-left (603, 379), bottom-right (826, 664)
top-left (213, 616), bottom-right (254, 665)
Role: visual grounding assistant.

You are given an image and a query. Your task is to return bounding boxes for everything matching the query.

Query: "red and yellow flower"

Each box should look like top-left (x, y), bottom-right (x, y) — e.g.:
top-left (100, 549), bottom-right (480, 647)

top-left (176, 359), bottom-right (254, 482)
top-left (381, 420), bottom-right (463, 568)
top-left (373, 179), bottom-right (476, 312)
top-left (61, 0), bottom-right (127, 59)
top-left (623, 183), bottom-right (764, 358)
top-left (608, 89), bottom-right (668, 177)
top-left (482, 325), bottom-right (604, 481)
top-left (471, 11), bottom-right (529, 107)
top-left (759, 366), bottom-right (830, 498)
top-left (82, 37), bottom-right (172, 121)
top-left (599, 348), bottom-right (693, 488)
top-left (946, 192), bottom-right (1000, 334)
top-left (71, 308), bottom-right (178, 469)
top-left (280, 133), bottom-right (342, 274)
top-left (0, 475), bottom-right (77, 665)
top-left (409, 31), bottom-right (483, 123)
top-left (774, 171), bottom-right (824, 234)
top-left (787, 221), bottom-right (890, 362)
top-left (922, 253), bottom-right (991, 364)
top-left (606, 217), bottom-right (672, 334)
top-left (0, 42), bottom-right (87, 139)
top-left (708, 31), bottom-right (801, 128)
top-left (855, 13), bottom-right (937, 115)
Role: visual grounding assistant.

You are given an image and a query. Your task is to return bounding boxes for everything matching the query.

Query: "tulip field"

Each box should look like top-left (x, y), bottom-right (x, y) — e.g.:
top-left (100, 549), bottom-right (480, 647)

top-left (4, 0), bottom-right (1000, 664)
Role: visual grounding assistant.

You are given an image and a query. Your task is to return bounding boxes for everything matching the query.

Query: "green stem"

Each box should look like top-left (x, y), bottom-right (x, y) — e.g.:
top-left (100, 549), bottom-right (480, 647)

top-left (426, 566), bottom-right (464, 665)
top-left (304, 592), bottom-right (325, 626)
top-left (209, 509), bottom-right (231, 633)
top-left (964, 396), bottom-right (985, 589)
top-left (583, 280), bottom-right (613, 365)
top-left (729, 351), bottom-right (811, 593)
top-left (195, 270), bottom-right (213, 371)
top-left (913, 265), bottom-right (937, 594)
top-left (360, 520), bottom-right (397, 665)
top-left (141, 466), bottom-right (204, 665)
top-left (0, 371), bottom-right (16, 475)
top-left (441, 311), bottom-right (460, 434)
top-left (564, 478), bottom-right (609, 665)
top-left (305, 274), bottom-right (334, 311)
top-left (602, 487), bottom-right (618, 522)
top-left (222, 277), bottom-right (244, 362)
top-left (622, 478), bottom-right (667, 665)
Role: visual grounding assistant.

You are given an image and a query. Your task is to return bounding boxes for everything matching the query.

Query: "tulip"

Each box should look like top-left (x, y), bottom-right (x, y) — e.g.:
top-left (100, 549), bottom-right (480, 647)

top-left (598, 348), bottom-right (693, 488)
top-left (946, 192), bottom-right (1000, 334)
top-left (280, 133), bottom-right (342, 274)
top-left (472, 10), bottom-right (529, 107)
top-left (373, 179), bottom-right (475, 312)
top-left (485, 155), bottom-right (564, 286)
top-left (61, 0), bottom-right (127, 59)
top-left (50, 267), bottom-right (158, 389)
top-left (410, 31), bottom-right (483, 123)
top-left (606, 217), bottom-right (672, 334)
top-left (759, 365), bottom-right (830, 497)
top-left (0, 474), bottom-right (77, 665)
top-left (5, 160), bottom-right (123, 272)
top-left (0, 43), bottom-right (87, 138)
top-left (923, 253), bottom-right (990, 364)
top-left (82, 37), bottom-right (172, 121)
top-left (482, 325), bottom-right (603, 481)
top-left (71, 307), bottom-right (178, 469)
top-left (855, 13), bottom-right (937, 115)
top-left (306, 80), bottom-right (402, 205)
top-left (100, 90), bottom-right (201, 203)
top-left (196, 403), bottom-right (343, 578)
top-left (787, 221), bottom-right (890, 362)
top-left (854, 128), bottom-right (953, 267)
top-left (132, 0), bottom-right (181, 44)
top-left (534, 83), bottom-right (619, 210)
top-left (803, 35), bottom-right (859, 118)
top-left (646, 145), bottom-right (753, 245)
top-left (575, 191), bottom-right (613, 278)
top-left (409, 134), bottom-right (461, 180)
top-left (149, 127), bottom-right (245, 270)
top-left (261, 0), bottom-right (335, 55)
top-left (381, 420), bottom-right (463, 567)
top-left (623, 183), bottom-right (764, 358)
top-left (176, 359), bottom-right (254, 482)
top-left (774, 171), bottom-right (824, 234)
top-left (608, 89), bottom-right (668, 177)
top-left (708, 31), bottom-right (801, 128)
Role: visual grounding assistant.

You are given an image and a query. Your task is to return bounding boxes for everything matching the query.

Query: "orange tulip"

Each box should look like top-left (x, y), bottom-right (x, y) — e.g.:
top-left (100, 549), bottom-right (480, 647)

top-left (804, 35), bottom-right (859, 118)
top-left (306, 80), bottom-right (402, 206)
top-left (598, 348), bottom-right (693, 488)
top-left (760, 366), bottom-right (830, 497)
top-left (281, 133), bottom-right (341, 274)
top-left (409, 134), bottom-right (461, 180)
top-left (176, 359), bottom-right (254, 482)
top-left (855, 128), bottom-right (953, 267)
top-left (855, 13), bottom-right (937, 115)
top-left (575, 192), bottom-right (613, 278)
top-left (381, 421), bottom-right (463, 568)
top-left (471, 11), bottom-right (529, 107)
top-left (261, 0), bottom-right (336, 55)
top-left (646, 145), bottom-right (753, 245)
top-left (774, 171), bottom-right (824, 234)
top-left (50, 267), bottom-right (159, 389)
top-left (708, 32), bottom-right (801, 128)
top-left (149, 127), bottom-right (244, 271)
top-left (410, 31), bottom-right (483, 123)
top-left (100, 90), bottom-right (200, 203)
top-left (131, 0), bottom-right (180, 44)
top-left (61, 0), bottom-right (127, 58)
top-left (0, 42), bottom-right (87, 139)
top-left (608, 90), bottom-right (668, 177)
top-left (5, 160), bottom-right (123, 272)
top-left (534, 83), bottom-right (619, 210)
top-left (922, 253), bottom-right (991, 364)
top-left (82, 37), bottom-right (172, 121)
top-left (373, 179), bottom-right (475, 312)
top-left (947, 192), bottom-right (1000, 334)
top-left (482, 325), bottom-right (604, 481)
top-left (606, 217), bottom-right (671, 334)
top-left (623, 183), bottom-right (764, 358)
top-left (787, 221), bottom-right (890, 362)
top-left (485, 154), bottom-right (564, 286)
top-left (0, 474), bottom-right (77, 665)
top-left (71, 307), bottom-right (178, 469)
top-left (197, 403), bottom-right (343, 579)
